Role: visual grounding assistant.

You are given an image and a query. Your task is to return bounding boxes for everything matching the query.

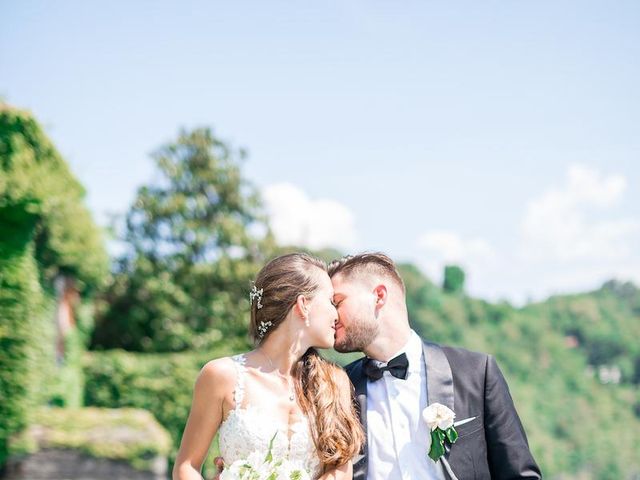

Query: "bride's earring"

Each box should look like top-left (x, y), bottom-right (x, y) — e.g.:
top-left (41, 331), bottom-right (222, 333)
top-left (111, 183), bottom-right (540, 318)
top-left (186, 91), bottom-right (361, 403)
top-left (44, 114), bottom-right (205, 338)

top-left (304, 317), bottom-right (310, 327)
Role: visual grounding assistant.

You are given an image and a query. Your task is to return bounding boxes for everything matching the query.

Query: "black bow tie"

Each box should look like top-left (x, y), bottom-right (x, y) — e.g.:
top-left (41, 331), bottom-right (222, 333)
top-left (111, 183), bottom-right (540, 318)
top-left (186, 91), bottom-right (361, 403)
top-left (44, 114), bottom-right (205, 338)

top-left (363, 353), bottom-right (409, 381)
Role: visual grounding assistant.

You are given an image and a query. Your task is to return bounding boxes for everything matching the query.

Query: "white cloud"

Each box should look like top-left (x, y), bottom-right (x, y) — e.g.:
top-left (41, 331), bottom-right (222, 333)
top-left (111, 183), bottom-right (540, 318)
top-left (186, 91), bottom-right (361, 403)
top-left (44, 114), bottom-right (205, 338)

top-left (417, 231), bottom-right (497, 264)
top-left (520, 164), bottom-right (639, 262)
top-left (416, 230), bottom-right (498, 289)
top-left (414, 164), bottom-right (640, 303)
top-left (262, 183), bottom-right (357, 251)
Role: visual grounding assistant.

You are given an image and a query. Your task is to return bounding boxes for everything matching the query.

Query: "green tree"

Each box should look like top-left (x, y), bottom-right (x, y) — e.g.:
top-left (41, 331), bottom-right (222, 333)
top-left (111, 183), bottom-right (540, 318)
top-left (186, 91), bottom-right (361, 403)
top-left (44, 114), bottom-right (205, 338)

top-left (92, 128), bottom-right (273, 352)
top-left (443, 264), bottom-right (465, 294)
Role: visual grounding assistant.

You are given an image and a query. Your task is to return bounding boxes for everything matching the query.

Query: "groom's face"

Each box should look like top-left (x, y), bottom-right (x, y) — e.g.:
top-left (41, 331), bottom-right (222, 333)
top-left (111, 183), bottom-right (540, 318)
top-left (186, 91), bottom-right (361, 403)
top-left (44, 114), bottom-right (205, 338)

top-left (331, 272), bottom-right (380, 353)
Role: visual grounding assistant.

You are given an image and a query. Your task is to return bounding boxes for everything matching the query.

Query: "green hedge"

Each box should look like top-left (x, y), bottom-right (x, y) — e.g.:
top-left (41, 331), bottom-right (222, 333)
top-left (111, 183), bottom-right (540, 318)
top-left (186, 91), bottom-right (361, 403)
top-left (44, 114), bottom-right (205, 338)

top-left (83, 344), bottom-right (246, 475)
top-left (0, 209), bottom-right (43, 466)
top-left (82, 345), bottom-right (362, 477)
top-left (0, 211), bottom-right (89, 466)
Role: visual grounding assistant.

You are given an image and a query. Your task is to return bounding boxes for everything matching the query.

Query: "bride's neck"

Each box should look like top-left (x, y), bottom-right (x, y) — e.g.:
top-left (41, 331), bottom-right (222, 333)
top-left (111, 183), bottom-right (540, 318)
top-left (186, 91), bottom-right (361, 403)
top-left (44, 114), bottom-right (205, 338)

top-left (256, 330), bottom-right (309, 376)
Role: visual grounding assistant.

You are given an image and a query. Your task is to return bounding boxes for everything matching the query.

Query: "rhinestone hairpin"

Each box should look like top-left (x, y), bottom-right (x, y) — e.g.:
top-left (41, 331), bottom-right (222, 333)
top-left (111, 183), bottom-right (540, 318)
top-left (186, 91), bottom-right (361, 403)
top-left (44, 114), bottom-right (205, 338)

top-left (249, 285), bottom-right (263, 309)
top-left (257, 320), bottom-right (273, 338)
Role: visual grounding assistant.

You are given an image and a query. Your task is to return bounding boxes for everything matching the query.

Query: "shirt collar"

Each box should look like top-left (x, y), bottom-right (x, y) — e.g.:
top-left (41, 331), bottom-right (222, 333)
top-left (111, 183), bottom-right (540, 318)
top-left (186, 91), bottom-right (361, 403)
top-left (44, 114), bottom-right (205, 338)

top-left (385, 329), bottom-right (423, 371)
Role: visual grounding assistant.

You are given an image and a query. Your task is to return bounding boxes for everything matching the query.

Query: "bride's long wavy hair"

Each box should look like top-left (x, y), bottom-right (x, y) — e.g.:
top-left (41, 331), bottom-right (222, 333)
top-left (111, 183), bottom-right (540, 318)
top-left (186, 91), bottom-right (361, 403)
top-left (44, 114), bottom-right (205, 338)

top-left (250, 253), bottom-right (364, 471)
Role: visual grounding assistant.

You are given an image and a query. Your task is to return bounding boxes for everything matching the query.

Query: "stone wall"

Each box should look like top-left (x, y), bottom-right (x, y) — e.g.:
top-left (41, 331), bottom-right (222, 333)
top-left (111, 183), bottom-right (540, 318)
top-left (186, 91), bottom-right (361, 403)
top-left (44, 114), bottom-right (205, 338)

top-left (3, 407), bottom-right (172, 480)
top-left (3, 449), bottom-right (167, 480)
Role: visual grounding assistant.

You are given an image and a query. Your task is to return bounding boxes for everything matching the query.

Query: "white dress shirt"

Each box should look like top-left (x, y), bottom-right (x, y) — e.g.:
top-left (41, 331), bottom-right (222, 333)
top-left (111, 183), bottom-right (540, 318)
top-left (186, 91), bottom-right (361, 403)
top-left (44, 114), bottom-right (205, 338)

top-left (366, 330), bottom-right (445, 480)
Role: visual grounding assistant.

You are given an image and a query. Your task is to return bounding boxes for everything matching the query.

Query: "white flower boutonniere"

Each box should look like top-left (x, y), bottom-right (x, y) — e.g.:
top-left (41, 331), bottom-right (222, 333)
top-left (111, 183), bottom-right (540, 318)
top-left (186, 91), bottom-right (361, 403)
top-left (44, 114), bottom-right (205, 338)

top-left (422, 402), bottom-right (458, 461)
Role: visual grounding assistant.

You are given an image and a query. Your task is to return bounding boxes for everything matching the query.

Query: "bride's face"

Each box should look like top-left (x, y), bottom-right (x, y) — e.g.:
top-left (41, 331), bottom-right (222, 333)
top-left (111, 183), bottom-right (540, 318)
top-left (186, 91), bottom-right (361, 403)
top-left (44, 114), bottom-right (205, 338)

top-left (304, 270), bottom-right (338, 349)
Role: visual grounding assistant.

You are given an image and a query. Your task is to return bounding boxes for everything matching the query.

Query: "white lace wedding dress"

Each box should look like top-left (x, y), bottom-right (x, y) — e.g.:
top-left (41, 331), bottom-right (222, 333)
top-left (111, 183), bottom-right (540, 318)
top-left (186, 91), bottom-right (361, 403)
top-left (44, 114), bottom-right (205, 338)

top-left (217, 354), bottom-right (322, 478)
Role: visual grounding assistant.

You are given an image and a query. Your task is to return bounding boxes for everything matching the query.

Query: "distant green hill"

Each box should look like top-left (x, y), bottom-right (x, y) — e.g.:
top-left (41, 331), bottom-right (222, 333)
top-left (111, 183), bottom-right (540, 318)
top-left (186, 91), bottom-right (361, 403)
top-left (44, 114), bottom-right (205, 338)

top-left (400, 263), bottom-right (640, 479)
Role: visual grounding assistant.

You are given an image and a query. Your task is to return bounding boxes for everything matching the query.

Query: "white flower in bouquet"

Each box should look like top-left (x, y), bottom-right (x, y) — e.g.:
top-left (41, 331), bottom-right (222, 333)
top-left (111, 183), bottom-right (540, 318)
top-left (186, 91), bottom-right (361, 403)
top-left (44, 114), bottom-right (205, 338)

top-left (220, 433), bottom-right (311, 480)
top-left (244, 451), bottom-right (266, 471)
top-left (218, 459), bottom-right (243, 480)
top-left (274, 460), bottom-right (311, 480)
top-left (220, 456), bottom-right (310, 480)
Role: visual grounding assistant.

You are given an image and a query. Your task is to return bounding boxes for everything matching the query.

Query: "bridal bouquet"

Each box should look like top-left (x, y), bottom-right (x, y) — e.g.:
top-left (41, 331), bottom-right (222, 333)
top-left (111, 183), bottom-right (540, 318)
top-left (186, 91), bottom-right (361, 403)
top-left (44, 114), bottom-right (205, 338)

top-left (220, 434), bottom-right (311, 480)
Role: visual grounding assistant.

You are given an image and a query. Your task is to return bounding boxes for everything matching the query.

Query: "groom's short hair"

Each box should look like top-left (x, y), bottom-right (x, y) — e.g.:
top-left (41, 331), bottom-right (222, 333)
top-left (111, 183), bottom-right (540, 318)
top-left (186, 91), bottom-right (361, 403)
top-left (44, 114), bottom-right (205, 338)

top-left (328, 252), bottom-right (405, 293)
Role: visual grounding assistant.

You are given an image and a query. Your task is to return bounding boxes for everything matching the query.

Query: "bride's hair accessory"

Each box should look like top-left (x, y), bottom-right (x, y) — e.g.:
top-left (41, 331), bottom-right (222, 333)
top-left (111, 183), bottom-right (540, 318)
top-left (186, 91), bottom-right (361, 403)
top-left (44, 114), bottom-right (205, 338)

top-left (249, 285), bottom-right (263, 310)
top-left (257, 320), bottom-right (273, 339)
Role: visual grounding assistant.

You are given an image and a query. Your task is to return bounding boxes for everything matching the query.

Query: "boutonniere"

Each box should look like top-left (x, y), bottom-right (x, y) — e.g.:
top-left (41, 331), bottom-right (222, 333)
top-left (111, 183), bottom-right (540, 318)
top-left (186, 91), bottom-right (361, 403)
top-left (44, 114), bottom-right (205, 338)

top-left (422, 402), bottom-right (458, 461)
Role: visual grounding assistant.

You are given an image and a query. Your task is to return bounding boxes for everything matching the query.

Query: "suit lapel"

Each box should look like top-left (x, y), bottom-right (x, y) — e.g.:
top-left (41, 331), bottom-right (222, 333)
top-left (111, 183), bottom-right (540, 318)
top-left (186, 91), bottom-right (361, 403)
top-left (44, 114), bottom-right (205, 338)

top-left (352, 342), bottom-right (457, 479)
top-left (351, 359), bottom-right (368, 480)
top-left (423, 342), bottom-right (458, 480)
top-left (423, 341), bottom-right (455, 412)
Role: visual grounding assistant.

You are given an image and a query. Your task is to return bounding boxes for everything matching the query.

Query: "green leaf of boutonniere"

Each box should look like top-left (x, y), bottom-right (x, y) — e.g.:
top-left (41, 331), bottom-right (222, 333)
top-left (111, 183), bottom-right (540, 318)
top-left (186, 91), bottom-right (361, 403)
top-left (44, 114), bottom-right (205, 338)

top-left (428, 426), bottom-right (458, 461)
top-left (445, 425), bottom-right (458, 443)
top-left (429, 429), bottom-right (446, 461)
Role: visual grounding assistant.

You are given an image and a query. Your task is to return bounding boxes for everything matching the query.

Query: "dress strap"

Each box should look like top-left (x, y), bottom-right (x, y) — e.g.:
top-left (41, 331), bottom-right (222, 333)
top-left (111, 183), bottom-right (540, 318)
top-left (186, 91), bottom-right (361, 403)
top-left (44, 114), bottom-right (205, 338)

top-left (231, 354), bottom-right (247, 410)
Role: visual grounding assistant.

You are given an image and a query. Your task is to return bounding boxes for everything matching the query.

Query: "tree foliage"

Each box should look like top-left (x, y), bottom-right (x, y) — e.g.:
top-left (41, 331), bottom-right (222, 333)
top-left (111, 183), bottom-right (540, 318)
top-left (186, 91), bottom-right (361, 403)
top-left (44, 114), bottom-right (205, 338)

top-left (0, 104), bottom-right (108, 289)
top-left (443, 264), bottom-right (465, 294)
top-left (92, 128), bottom-right (274, 352)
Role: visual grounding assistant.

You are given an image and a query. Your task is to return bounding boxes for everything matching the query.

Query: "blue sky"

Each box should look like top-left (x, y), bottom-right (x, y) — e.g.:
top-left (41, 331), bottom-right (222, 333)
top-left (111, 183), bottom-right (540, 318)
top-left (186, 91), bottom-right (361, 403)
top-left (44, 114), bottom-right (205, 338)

top-left (2, 1), bottom-right (639, 303)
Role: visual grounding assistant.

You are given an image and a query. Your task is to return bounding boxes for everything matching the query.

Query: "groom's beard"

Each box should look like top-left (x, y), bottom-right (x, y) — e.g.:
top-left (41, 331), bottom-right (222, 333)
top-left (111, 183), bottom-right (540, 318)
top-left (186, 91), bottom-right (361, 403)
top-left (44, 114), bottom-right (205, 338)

top-left (334, 315), bottom-right (379, 353)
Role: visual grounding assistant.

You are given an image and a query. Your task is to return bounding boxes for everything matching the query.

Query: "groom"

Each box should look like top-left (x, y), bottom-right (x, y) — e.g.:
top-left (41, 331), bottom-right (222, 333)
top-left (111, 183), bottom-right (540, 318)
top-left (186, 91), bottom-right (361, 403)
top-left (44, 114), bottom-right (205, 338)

top-left (329, 253), bottom-right (541, 480)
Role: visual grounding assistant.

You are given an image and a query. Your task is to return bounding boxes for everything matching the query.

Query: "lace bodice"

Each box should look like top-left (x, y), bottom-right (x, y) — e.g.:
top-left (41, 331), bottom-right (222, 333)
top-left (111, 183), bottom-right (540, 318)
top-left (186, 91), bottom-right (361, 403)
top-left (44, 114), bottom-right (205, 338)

top-left (217, 354), bottom-right (321, 478)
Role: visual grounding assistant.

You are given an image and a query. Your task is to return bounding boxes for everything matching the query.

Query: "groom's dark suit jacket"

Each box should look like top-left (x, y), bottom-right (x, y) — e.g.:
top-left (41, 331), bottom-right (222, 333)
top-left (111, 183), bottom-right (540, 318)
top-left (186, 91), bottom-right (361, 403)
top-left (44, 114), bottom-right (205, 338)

top-left (345, 341), bottom-right (542, 480)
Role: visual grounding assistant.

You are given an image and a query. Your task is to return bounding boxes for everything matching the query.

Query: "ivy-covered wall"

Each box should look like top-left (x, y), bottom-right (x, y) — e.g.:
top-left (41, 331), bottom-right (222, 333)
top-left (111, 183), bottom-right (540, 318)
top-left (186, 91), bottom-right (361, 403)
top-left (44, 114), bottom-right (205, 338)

top-left (0, 206), bottom-right (43, 466)
top-left (0, 104), bottom-right (108, 466)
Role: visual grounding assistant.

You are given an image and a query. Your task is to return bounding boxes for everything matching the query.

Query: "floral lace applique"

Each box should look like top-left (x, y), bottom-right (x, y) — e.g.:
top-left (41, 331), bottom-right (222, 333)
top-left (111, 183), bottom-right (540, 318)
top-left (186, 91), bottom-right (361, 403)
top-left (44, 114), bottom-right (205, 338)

top-left (217, 354), bottom-right (321, 478)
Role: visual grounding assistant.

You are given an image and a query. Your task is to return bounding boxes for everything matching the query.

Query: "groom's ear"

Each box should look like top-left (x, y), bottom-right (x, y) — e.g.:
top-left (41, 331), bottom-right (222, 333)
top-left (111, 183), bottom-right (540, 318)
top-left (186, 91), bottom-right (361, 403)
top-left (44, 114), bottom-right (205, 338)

top-left (373, 284), bottom-right (387, 308)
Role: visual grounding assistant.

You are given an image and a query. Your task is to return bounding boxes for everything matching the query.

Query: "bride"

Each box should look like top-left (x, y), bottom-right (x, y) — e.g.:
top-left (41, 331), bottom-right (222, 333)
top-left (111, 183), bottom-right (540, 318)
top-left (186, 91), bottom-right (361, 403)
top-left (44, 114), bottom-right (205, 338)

top-left (173, 253), bottom-right (364, 479)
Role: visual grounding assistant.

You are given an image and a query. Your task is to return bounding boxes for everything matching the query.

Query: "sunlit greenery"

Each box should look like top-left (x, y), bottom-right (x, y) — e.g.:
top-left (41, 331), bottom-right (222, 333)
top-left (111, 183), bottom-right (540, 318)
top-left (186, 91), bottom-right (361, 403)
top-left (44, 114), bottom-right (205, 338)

top-left (2, 106), bottom-right (638, 478)
top-left (0, 104), bottom-right (108, 465)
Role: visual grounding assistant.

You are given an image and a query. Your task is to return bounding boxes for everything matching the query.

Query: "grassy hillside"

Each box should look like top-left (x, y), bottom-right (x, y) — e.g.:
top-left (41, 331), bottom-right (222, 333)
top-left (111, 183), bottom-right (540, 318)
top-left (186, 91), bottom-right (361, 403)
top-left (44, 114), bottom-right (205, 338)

top-left (400, 263), bottom-right (639, 479)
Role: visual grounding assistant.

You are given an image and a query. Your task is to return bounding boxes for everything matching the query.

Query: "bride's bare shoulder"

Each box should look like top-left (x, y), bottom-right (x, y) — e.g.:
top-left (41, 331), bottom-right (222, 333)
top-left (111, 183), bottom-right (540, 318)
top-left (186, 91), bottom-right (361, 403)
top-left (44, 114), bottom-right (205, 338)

top-left (196, 356), bottom-right (239, 394)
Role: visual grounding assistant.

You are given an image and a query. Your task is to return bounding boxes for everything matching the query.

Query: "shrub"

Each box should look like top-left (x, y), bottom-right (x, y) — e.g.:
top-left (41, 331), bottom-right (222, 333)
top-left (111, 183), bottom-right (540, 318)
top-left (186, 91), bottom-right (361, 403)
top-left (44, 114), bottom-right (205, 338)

top-left (83, 343), bottom-right (244, 473)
